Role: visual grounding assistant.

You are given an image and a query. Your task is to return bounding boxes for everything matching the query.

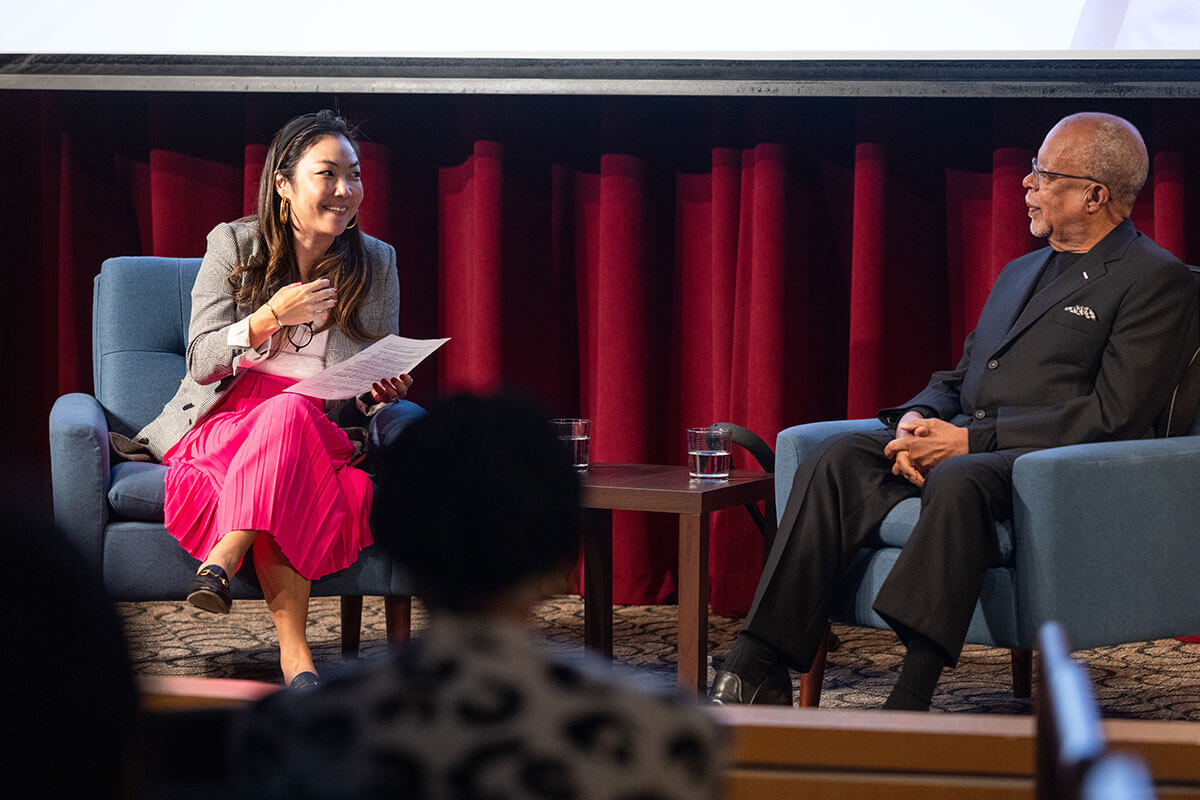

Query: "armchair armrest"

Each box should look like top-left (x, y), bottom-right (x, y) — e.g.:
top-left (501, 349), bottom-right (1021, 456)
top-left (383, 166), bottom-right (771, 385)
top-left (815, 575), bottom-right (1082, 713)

top-left (367, 399), bottom-right (426, 454)
top-left (775, 419), bottom-right (886, 520)
top-left (49, 393), bottom-right (112, 568)
top-left (1011, 436), bottom-right (1200, 649)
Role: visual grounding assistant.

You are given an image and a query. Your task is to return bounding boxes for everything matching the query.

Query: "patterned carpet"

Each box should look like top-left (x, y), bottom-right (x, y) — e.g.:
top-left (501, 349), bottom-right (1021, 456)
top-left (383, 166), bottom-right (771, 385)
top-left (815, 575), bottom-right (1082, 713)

top-left (117, 595), bottom-right (1200, 720)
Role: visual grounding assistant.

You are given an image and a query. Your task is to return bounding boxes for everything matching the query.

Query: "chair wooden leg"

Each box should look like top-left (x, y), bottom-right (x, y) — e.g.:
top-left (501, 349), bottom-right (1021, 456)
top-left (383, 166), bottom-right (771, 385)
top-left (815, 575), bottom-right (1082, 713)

top-left (1011, 647), bottom-right (1033, 699)
top-left (797, 624), bottom-right (832, 707)
top-left (340, 595), bottom-right (364, 657)
top-left (385, 596), bottom-right (412, 648)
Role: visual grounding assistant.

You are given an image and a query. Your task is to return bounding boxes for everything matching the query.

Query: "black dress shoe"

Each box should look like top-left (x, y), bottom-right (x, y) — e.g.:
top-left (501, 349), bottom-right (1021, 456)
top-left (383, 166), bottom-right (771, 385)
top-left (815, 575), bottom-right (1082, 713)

top-left (708, 668), bottom-right (793, 706)
top-left (289, 671), bottom-right (320, 690)
top-left (186, 565), bottom-right (232, 614)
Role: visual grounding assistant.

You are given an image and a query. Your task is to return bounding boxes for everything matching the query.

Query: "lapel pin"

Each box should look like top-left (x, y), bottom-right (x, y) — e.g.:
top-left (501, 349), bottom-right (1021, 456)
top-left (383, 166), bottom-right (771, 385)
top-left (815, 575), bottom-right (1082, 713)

top-left (1083, 271), bottom-right (1089, 279)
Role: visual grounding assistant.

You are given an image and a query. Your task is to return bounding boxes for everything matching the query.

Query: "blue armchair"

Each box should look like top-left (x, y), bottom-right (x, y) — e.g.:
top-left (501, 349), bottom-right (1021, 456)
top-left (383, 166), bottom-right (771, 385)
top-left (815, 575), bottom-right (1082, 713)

top-left (778, 270), bottom-right (1200, 706)
top-left (49, 256), bottom-right (419, 656)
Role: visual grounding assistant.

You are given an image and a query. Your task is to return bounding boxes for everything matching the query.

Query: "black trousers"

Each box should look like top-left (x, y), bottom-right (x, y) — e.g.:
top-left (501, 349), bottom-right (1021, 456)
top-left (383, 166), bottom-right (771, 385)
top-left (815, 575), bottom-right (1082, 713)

top-left (744, 430), bottom-right (1033, 668)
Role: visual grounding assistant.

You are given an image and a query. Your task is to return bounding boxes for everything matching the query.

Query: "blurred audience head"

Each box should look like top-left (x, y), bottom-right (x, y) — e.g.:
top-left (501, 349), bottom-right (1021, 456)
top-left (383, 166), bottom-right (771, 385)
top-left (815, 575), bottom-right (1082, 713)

top-left (371, 392), bottom-right (581, 614)
top-left (2, 503), bottom-right (137, 799)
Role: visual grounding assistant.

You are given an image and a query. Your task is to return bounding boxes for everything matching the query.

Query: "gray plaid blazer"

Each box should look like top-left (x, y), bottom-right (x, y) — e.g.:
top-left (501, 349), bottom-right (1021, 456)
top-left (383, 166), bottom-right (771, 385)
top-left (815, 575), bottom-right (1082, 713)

top-left (130, 220), bottom-right (399, 461)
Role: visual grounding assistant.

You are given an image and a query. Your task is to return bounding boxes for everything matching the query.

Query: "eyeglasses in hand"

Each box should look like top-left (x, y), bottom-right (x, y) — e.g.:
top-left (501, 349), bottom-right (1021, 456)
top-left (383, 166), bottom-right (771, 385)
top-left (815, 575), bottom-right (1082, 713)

top-left (286, 322), bottom-right (314, 351)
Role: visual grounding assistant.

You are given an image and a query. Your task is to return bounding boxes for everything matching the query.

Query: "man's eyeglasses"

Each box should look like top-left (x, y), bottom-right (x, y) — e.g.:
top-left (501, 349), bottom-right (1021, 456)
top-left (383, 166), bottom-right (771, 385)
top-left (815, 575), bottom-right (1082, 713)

top-left (286, 322), bottom-right (314, 351)
top-left (1029, 158), bottom-right (1106, 191)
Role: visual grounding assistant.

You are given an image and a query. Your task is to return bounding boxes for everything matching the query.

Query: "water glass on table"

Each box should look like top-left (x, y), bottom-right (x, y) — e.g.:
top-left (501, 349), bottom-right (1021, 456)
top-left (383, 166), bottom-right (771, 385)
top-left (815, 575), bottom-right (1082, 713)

top-left (551, 418), bottom-right (591, 469)
top-left (687, 425), bottom-right (732, 479)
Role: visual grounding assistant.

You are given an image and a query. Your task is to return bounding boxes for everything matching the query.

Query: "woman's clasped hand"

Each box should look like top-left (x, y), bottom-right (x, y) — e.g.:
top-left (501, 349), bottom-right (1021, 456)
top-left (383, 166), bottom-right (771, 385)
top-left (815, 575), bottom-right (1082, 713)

top-left (265, 278), bottom-right (338, 326)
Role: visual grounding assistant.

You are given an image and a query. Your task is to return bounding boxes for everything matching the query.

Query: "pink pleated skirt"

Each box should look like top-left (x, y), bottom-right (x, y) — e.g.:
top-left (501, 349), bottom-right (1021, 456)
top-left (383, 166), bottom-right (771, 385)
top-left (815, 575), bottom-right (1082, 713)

top-left (162, 371), bottom-right (373, 581)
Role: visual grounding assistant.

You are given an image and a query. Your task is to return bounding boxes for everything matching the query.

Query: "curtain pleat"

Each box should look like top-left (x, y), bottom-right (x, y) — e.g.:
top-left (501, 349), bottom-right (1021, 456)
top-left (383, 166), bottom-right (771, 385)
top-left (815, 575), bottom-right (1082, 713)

top-left (847, 142), bottom-right (889, 420)
top-left (439, 140), bottom-right (506, 391)
top-left (8, 91), bottom-right (1200, 616)
top-left (1153, 150), bottom-right (1186, 258)
top-left (589, 154), bottom-right (680, 603)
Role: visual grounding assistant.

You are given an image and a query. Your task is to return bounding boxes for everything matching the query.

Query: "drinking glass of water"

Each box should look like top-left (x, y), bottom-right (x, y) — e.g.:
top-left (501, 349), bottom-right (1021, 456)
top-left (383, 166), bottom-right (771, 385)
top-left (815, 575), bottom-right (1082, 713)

top-left (551, 418), bottom-right (591, 469)
top-left (687, 425), bottom-right (732, 479)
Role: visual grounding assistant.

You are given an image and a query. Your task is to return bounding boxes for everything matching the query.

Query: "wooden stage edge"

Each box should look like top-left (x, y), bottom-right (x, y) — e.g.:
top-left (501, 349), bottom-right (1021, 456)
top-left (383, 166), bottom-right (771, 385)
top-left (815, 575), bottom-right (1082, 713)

top-left (712, 705), bottom-right (1200, 800)
top-left (139, 677), bottom-right (1200, 798)
top-left (138, 674), bottom-right (281, 711)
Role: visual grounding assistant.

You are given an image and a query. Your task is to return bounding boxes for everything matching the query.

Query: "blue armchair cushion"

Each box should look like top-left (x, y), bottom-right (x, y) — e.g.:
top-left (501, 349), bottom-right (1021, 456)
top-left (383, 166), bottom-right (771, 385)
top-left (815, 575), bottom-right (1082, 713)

top-left (102, 400), bottom-right (426, 523)
top-left (108, 462), bottom-right (167, 522)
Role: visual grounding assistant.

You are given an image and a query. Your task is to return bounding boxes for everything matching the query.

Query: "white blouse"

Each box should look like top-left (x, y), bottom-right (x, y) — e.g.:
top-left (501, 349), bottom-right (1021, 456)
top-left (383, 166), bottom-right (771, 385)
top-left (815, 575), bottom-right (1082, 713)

top-left (227, 314), bottom-right (329, 380)
top-left (226, 314), bottom-right (380, 416)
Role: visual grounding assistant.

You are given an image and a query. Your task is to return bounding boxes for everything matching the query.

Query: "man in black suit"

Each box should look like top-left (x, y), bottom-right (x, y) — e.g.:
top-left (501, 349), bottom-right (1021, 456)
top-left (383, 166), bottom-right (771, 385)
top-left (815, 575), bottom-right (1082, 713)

top-left (709, 112), bottom-right (1200, 711)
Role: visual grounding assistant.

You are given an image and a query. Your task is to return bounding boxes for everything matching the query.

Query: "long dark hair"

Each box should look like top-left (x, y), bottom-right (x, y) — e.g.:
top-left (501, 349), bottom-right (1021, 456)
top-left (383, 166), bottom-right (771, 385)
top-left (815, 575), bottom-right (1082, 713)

top-left (230, 110), bottom-right (376, 342)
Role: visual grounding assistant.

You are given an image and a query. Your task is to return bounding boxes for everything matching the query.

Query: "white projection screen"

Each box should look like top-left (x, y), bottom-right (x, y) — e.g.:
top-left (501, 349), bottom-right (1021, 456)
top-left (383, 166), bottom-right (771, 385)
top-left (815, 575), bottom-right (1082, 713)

top-left (2, 0), bottom-right (1199, 96)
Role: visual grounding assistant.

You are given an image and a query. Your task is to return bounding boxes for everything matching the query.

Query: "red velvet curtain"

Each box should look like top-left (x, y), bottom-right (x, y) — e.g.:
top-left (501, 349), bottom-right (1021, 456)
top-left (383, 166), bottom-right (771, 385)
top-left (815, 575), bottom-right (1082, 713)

top-left (7, 92), bottom-right (1200, 616)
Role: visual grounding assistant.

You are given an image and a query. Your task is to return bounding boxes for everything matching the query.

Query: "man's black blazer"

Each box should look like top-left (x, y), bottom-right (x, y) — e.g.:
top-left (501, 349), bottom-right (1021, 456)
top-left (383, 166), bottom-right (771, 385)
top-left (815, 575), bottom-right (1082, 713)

top-left (881, 219), bottom-right (1199, 452)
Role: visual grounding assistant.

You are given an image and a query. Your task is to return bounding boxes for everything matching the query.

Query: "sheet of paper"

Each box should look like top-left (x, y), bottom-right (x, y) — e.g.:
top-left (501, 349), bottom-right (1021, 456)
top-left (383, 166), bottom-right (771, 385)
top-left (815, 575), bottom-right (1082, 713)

top-left (284, 334), bottom-right (450, 400)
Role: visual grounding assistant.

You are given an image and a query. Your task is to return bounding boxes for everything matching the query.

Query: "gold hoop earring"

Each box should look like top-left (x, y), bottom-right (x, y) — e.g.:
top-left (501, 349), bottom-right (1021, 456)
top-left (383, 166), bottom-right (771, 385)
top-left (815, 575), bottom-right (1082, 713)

top-left (345, 214), bottom-right (358, 230)
top-left (279, 197), bottom-right (291, 226)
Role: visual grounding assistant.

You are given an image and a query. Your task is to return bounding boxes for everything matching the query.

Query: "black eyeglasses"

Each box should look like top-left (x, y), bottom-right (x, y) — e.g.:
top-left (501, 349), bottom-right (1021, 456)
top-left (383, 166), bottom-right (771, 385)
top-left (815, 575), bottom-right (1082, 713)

top-left (1029, 158), bottom-right (1106, 191)
top-left (286, 322), bottom-right (314, 351)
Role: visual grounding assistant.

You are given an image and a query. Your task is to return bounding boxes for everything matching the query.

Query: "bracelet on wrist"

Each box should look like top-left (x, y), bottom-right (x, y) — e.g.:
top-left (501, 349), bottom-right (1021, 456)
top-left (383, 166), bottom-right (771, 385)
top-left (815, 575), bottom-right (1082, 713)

top-left (264, 302), bottom-right (283, 329)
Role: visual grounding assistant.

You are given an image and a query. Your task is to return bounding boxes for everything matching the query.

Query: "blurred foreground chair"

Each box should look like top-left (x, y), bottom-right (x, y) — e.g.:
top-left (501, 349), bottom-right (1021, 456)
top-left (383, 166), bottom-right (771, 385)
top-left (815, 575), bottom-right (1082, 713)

top-left (1036, 621), bottom-right (1156, 800)
top-left (49, 256), bottom-right (416, 655)
top-left (777, 268), bottom-right (1200, 706)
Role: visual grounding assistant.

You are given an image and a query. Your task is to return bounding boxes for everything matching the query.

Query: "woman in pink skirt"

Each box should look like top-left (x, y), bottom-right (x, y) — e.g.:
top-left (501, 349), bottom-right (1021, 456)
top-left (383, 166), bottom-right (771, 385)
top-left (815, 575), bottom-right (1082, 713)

top-left (130, 110), bottom-right (414, 688)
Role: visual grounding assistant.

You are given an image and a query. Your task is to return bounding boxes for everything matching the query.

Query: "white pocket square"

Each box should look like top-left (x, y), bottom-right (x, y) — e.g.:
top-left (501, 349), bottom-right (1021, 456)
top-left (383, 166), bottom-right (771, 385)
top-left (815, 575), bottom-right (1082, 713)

top-left (1064, 305), bottom-right (1096, 321)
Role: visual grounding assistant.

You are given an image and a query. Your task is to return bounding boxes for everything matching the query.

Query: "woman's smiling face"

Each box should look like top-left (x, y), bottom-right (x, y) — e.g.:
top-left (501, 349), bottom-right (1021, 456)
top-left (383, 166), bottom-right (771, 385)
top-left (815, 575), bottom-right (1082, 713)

top-left (277, 133), bottom-right (362, 249)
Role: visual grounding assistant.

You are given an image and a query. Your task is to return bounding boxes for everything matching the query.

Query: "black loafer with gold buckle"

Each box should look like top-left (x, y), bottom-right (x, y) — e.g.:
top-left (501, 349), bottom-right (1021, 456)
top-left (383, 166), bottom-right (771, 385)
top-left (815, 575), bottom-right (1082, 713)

top-left (187, 564), bottom-right (232, 614)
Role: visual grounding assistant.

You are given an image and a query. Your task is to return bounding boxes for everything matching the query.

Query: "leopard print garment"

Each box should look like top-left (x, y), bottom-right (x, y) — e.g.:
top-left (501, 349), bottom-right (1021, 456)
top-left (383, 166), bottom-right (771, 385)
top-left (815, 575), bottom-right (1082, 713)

top-left (230, 617), bottom-right (726, 800)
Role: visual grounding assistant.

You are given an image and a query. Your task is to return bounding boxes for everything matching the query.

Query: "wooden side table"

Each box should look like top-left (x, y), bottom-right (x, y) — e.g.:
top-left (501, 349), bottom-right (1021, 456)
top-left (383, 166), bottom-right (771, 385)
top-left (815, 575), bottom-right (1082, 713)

top-left (578, 463), bottom-right (774, 693)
